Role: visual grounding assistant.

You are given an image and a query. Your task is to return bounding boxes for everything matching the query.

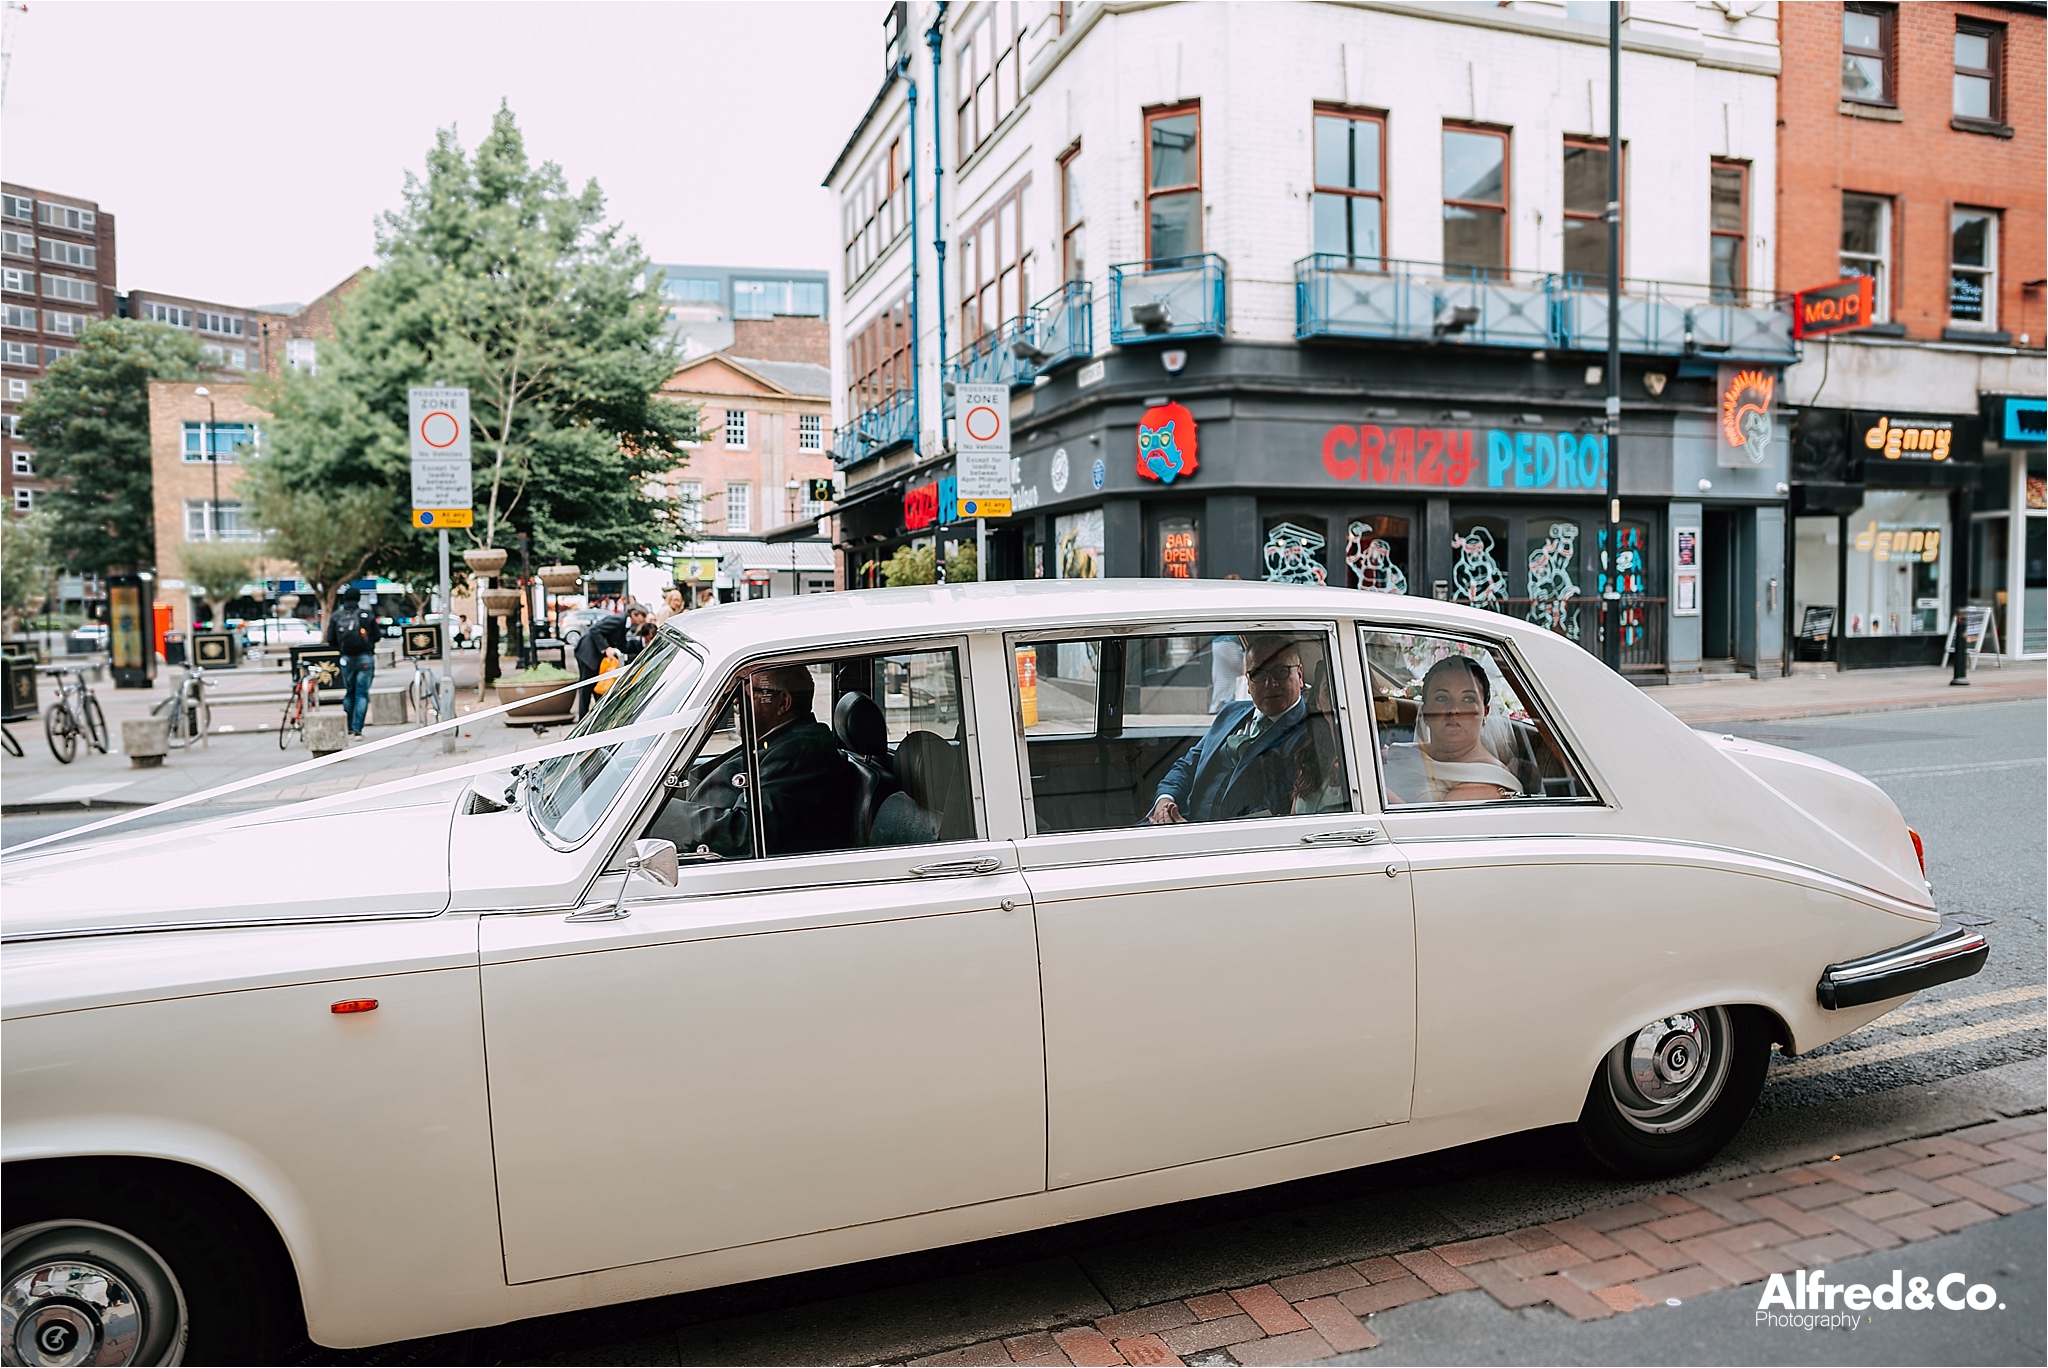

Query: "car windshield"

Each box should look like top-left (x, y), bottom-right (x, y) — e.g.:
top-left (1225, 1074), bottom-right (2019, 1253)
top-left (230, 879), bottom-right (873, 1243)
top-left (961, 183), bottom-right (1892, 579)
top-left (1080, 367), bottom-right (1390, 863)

top-left (527, 628), bottom-right (705, 845)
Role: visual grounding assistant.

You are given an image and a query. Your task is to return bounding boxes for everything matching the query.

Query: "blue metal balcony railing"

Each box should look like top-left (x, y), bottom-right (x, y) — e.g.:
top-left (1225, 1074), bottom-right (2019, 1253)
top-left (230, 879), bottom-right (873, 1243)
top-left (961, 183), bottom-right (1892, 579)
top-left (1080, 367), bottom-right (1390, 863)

top-left (944, 281), bottom-right (1096, 392)
top-left (1110, 253), bottom-right (1227, 345)
top-left (1294, 256), bottom-right (1798, 364)
top-left (832, 388), bottom-right (916, 469)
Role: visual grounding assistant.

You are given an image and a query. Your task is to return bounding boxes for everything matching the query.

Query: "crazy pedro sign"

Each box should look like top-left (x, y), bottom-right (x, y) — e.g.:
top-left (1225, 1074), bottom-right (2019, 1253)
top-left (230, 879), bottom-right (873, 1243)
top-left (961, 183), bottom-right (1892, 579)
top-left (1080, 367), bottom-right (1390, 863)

top-left (1136, 401), bottom-right (1199, 484)
top-left (1320, 422), bottom-right (1608, 491)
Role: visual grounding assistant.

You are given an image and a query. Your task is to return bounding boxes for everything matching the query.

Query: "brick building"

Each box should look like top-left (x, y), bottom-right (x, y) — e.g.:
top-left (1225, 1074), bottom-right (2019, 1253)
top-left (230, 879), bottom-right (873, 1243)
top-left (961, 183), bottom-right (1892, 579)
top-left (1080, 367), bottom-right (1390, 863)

top-left (2, 183), bottom-right (118, 516)
top-left (125, 270), bottom-right (363, 383)
top-left (1776, 1), bottom-right (2045, 665)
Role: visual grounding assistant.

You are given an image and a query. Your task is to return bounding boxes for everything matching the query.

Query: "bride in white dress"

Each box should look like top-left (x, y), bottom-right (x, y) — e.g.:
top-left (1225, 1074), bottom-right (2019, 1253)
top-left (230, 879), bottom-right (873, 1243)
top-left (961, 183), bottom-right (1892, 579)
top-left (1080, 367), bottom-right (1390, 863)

top-left (1382, 655), bottom-right (1523, 804)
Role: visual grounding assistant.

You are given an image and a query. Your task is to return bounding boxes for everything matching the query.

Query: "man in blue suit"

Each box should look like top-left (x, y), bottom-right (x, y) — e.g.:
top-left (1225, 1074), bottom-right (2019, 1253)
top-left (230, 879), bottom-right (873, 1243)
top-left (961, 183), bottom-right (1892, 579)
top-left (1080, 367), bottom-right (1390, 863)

top-left (1149, 636), bottom-right (1309, 824)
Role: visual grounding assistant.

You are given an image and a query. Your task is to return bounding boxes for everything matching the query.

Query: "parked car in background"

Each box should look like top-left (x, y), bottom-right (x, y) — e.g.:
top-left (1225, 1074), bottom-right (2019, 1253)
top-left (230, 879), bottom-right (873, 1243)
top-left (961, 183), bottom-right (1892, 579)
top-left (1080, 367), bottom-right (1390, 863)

top-left (557, 607), bottom-right (607, 648)
top-left (241, 618), bottom-right (324, 655)
top-left (63, 623), bottom-right (108, 655)
top-left (0, 582), bottom-right (1985, 1363)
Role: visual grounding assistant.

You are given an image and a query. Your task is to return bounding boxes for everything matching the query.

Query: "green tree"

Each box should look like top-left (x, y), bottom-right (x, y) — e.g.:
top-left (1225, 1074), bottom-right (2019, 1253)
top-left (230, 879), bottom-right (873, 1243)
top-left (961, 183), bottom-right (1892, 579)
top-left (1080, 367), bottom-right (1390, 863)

top-left (1, 506), bottom-right (57, 633)
top-left (177, 540), bottom-right (254, 630)
top-left (239, 474), bottom-right (392, 628)
top-left (16, 319), bottom-right (205, 575)
top-left (258, 104), bottom-right (698, 583)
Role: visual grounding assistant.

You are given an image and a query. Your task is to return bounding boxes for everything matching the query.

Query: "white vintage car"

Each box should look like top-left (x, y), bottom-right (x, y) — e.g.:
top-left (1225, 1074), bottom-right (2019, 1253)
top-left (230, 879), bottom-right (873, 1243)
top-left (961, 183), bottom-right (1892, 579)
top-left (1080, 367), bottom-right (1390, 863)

top-left (1, 582), bottom-right (1986, 1365)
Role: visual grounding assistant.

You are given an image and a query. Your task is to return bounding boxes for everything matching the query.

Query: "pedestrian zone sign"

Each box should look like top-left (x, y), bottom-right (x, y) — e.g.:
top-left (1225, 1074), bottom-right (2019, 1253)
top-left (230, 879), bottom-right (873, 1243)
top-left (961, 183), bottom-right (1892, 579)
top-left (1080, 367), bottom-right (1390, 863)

top-left (954, 383), bottom-right (1013, 517)
top-left (409, 387), bottom-right (474, 528)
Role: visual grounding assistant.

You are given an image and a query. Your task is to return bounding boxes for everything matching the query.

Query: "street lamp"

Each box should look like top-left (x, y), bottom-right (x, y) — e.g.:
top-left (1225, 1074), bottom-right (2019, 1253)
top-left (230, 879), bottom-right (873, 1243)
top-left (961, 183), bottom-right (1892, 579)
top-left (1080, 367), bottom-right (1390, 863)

top-left (194, 385), bottom-right (218, 629)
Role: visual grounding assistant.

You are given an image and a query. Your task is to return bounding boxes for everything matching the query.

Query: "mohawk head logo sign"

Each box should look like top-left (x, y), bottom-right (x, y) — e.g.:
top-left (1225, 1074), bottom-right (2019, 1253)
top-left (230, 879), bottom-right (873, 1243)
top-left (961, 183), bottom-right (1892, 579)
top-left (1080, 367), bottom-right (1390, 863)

top-left (1137, 401), bottom-right (1199, 484)
top-left (1719, 367), bottom-right (1776, 465)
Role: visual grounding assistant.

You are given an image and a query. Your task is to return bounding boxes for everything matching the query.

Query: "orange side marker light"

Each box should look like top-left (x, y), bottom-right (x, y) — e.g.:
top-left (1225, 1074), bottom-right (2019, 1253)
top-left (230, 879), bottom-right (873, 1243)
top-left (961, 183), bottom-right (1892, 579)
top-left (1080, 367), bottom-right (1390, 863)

top-left (330, 998), bottom-right (379, 1014)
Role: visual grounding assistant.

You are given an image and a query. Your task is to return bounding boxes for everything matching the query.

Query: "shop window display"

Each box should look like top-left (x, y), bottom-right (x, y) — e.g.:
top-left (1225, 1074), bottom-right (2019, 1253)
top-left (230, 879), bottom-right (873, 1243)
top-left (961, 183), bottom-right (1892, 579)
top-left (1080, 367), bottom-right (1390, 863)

top-left (1845, 491), bottom-right (1947, 636)
top-left (1346, 515), bottom-right (1410, 593)
top-left (1263, 520), bottom-right (1329, 584)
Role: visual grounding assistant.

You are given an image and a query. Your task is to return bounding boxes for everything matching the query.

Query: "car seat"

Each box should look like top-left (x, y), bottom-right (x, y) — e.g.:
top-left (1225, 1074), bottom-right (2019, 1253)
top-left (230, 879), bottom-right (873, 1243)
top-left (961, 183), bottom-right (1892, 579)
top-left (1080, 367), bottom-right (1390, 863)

top-left (832, 691), bottom-right (897, 841)
top-left (871, 729), bottom-right (971, 845)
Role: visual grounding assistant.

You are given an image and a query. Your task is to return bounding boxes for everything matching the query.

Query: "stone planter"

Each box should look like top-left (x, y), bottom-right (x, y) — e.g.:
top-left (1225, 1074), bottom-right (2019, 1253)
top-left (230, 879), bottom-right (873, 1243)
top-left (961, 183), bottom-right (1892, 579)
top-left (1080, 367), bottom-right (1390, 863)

top-left (479, 587), bottom-right (524, 615)
top-left (304, 713), bottom-right (348, 755)
top-left (463, 547), bottom-right (509, 578)
top-left (120, 717), bottom-right (170, 769)
top-left (538, 565), bottom-right (582, 594)
top-left (496, 678), bottom-right (576, 723)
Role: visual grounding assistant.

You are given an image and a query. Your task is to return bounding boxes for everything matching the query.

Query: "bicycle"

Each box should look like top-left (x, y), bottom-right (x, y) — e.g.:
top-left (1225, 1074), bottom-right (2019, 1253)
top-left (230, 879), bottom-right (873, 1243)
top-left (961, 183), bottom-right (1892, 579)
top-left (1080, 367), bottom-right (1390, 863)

top-left (406, 659), bottom-right (443, 728)
top-left (151, 662), bottom-right (212, 750)
top-left (42, 666), bottom-right (109, 764)
top-left (279, 658), bottom-right (337, 750)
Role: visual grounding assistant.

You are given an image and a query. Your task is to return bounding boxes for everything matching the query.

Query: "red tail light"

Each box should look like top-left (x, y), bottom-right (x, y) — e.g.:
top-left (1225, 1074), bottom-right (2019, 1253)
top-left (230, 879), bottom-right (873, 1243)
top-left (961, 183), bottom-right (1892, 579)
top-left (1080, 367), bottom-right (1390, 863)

top-left (1907, 828), bottom-right (1926, 876)
top-left (330, 998), bottom-right (379, 1014)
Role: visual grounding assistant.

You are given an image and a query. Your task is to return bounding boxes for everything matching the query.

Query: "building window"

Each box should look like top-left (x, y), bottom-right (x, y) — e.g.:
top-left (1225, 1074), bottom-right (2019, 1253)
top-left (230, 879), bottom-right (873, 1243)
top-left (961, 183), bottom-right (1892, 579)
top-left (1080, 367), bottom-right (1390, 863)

top-left (846, 295), bottom-right (911, 419)
top-left (1, 230), bottom-right (34, 259)
top-left (40, 346), bottom-right (73, 366)
top-left (1060, 143), bottom-right (1086, 285)
top-left (798, 412), bottom-right (823, 451)
top-left (1442, 125), bottom-right (1509, 272)
top-left (1562, 137), bottom-right (1622, 285)
top-left (799, 484), bottom-right (827, 521)
top-left (38, 238), bottom-right (94, 270)
top-left (36, 202), bottom-right (94, 234)
top-left (1312, 108), bottom-right (1386, 266)
top-left (732, 279), bottom-right (826, 319)
top-left (2, 268), bottom-right (29, 293)
top-left (2, 341), bottom-right (33, 366)
top-left (12, 488), bottom-right (31, 512)
top-left (675, 479), bottom-right (703, 508)
top-left (143, 303), bottom-right (192, 328)
top-left (722, 409), bottom-right (748, 449)
top-left (0, 195), bottom-right (30, 223)
top-left (1145, 104), bottom-right (1202, 261)
top-left (44, 311), bottom-right (90, 338)
top-left (11, 450), bottom-right (32, 476)
top-left (662, 275), bottom-right (722, 304)
top-left (195, 310), bottom-right (244, 337)
top-left (1842, 4), bottom-right (1893, 105)
top-left (1954, 21), bottom-right (2002, 122)
top-left (1709, 161), bottom-right (1747, 302)
top-left (956, 2), bottom-right (1022, 161)
top-left (182, 421), bottom-right (256, 462)
top-left (5, 379), bottom-right (27, 400)
top-left (725, 483), bottom-right (752, 533)
top-left (285, 338), bottom-right (318, 374)
top-left (3, 304), bottom-right (34, 331)
top-left (183, 498), bottom-right (255, 542)
top-left (960, 180), bottom-right (1033, 344)
top-left (1950, 210), bottom-right (1998, 328)
top-left (41, 274), bottom-right (95, 304)
top-left (200, 344), bottom-right (248, 370)
top-left (844, 128), bottom-right (911, 284)
top-left (2, 414), bottom-right (17, 437)
top-left (1840, 193), bottom-right (1892, 323)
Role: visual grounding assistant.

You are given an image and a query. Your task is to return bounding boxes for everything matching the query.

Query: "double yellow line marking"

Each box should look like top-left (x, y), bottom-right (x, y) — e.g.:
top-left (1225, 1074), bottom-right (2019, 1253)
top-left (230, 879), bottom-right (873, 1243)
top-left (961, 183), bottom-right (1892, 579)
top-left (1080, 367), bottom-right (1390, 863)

top-left (1776, 984), bottom-right (2047, 1081)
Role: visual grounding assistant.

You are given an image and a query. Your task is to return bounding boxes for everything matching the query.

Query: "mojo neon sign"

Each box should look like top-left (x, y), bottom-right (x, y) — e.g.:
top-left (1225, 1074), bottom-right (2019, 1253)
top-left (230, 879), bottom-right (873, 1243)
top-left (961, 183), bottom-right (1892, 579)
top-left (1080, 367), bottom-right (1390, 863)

top-left (1793, 277), bottom-right (1875, 339)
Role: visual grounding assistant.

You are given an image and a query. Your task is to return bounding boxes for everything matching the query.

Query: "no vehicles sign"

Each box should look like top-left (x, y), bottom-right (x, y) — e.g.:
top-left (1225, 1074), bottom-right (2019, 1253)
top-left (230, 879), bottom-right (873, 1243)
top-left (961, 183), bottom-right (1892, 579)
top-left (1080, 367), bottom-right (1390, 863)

top-left (409, 387), bottom-right (474, 528)
top-left (954, 383), bottom-right (1013, 517)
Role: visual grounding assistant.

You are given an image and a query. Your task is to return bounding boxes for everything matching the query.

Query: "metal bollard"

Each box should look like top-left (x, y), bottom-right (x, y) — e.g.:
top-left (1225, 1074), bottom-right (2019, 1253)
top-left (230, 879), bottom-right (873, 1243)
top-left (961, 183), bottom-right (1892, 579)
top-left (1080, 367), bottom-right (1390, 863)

top-left (439, 676), bottom-right (458, 753)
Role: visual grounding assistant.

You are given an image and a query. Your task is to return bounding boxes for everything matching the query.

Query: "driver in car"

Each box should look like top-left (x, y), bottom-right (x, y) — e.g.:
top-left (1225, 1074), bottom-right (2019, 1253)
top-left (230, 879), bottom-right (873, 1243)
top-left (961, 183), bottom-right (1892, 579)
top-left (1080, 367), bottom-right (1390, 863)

top-left (1149, 635), bottom-right (1310, 824)
top-left (653, 664), bottom-right (860, 858)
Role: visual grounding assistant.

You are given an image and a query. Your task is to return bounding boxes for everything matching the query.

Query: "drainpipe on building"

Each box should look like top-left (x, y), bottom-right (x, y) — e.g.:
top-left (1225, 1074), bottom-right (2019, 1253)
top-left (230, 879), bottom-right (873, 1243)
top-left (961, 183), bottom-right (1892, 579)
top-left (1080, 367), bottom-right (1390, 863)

top-left (1601, 4), bottom-right (1624, 675)
top-left (928, 2), bottom-right (949, 426)
top-left (904, 59), bottom-right (923, 462)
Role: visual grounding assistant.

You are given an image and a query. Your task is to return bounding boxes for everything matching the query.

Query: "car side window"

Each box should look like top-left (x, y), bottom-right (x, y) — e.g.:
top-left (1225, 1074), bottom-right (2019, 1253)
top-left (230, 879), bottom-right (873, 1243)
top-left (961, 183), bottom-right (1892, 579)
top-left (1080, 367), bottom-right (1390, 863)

top-left (1015, 628), bottom-right (1352, 834)
top-left (1359, 629), bottom-right (1591, 806)
top-left (640, 644), bottom-right (979, 859)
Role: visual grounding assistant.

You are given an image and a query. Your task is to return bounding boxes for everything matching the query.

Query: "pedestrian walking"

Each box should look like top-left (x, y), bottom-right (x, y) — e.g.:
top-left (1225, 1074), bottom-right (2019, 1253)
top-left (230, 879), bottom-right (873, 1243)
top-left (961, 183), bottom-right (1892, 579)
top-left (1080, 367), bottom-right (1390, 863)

top-left (325, 588), bottom-right (384, 738)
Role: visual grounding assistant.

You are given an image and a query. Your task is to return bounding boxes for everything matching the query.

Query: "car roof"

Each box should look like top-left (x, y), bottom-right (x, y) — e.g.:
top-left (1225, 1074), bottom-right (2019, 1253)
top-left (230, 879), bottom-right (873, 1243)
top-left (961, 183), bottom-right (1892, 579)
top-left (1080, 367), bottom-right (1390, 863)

top-left (671, 580), bottom-right (1578, 656)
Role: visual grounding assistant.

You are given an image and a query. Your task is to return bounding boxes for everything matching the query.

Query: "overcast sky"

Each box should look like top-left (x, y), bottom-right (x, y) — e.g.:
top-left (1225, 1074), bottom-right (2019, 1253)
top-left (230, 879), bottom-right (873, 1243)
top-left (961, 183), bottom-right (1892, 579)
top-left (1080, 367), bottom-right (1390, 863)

top-left (3, 1), bottom-right (883, 307)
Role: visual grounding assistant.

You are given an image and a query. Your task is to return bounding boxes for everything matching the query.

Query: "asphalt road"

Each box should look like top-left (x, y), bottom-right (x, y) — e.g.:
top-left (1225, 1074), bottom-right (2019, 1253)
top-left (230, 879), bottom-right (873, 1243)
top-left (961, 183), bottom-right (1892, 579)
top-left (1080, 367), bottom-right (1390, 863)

top-left (277, 699), bottom-right (2042, 1367)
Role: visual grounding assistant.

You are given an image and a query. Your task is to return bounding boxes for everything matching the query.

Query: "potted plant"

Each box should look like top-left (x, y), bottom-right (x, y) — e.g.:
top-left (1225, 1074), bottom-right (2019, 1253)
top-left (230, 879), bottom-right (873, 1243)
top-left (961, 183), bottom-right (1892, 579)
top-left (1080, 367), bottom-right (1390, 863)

top-left (495, 661), bottom-right (576, 723)
top-left (463, 547), bottom-right (509, 579)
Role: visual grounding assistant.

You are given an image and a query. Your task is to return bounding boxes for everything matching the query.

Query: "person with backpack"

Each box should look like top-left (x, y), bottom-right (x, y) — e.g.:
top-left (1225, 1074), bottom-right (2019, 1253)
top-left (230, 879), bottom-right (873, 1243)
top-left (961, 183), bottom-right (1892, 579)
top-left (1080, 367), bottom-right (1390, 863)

top-left (325, 587), bottom-right (384, 738)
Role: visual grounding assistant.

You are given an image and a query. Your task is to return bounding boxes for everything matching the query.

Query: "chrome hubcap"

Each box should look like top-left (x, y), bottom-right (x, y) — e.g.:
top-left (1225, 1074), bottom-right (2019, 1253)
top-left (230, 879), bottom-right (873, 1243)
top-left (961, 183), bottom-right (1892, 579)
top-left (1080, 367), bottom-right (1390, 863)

top-left (1605, 1007), bottom-right (1733, 1134)
top-left (0, 1224), bottom-right (183, 1368)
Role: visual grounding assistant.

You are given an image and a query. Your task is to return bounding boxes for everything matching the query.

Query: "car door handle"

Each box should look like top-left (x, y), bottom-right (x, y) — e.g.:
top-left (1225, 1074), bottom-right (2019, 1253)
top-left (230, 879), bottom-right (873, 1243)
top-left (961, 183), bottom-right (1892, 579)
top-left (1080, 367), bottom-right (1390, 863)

top-left (910, 857), bottom-right (1004, 878)
top-left (1301, 828), bottom-right (1383, 845)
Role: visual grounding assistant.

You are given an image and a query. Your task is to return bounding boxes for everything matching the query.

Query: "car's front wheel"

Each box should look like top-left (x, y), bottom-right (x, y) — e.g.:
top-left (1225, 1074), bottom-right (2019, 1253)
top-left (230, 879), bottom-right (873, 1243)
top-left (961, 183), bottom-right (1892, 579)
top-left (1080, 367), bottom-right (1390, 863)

top-left (1576, 1004), bottom-right (1771, 1177)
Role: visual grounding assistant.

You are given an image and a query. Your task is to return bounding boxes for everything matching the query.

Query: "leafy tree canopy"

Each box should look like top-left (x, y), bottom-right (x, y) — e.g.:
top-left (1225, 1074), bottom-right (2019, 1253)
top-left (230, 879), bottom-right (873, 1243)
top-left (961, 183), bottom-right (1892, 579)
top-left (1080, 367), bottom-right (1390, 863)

top-left (17, 319), bottom-right (204, 575)
top-left (258, 103), bottom-right (697, 583)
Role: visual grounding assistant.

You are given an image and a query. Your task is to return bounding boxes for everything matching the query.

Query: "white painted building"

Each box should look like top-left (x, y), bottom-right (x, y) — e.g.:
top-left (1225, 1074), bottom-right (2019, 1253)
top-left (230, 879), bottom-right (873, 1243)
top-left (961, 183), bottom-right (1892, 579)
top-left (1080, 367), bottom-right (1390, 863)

top-left (828, 1), bottom-right (1799, 678)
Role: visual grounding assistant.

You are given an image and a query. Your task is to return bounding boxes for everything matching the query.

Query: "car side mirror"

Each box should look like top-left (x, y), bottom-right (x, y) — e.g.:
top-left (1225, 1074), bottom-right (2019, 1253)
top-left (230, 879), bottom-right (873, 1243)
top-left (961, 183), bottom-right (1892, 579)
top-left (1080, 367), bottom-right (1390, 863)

top-left (627, 838), bottom-right (680, 888)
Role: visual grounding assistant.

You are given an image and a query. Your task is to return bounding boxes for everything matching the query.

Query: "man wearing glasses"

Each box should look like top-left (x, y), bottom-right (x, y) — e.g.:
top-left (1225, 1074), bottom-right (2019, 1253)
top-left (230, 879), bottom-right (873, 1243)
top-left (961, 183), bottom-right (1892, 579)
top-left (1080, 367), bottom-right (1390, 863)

top-left (1148, 636), bottom-right (1311, 824)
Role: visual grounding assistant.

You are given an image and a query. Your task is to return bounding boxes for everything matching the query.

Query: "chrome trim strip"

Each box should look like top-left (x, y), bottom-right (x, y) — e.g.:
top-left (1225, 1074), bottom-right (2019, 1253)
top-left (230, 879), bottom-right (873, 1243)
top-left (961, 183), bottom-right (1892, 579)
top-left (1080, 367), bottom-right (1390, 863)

top-left (2, 907), bottom-right (451, 945)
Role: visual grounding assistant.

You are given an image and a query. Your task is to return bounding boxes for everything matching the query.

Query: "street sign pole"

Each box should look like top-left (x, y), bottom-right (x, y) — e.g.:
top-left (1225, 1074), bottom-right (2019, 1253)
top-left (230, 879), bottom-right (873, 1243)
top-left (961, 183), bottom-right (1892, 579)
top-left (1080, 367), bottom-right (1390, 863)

top-left (411, 387), bottom-right (473, 752)
top-left (437, 527), bottom-right (454, 752)
top-left (953, 383), bottom-right (1013, 584)
top-left (1602, 5), bottom-right (1624, 675)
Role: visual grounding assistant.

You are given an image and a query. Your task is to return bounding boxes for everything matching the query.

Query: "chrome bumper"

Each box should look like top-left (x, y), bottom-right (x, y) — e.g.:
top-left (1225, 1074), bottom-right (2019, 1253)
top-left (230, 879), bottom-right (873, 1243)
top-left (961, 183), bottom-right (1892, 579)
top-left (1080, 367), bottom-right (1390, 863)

top-left (1817, 921), bottom-right (1990, 1011)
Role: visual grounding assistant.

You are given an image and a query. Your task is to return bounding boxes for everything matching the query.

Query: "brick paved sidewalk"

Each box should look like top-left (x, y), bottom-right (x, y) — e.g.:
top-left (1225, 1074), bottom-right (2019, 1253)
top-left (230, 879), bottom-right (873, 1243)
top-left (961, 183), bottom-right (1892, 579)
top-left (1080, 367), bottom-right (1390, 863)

top-left (904, 1114), bottom-right (2046, 1368)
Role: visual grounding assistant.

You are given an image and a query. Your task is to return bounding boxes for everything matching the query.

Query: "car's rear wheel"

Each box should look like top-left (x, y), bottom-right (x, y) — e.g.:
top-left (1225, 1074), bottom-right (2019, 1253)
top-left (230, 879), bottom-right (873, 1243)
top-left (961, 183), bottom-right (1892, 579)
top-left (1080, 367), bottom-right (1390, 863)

top-left (2, 1172), bottom-right (296, 1366)
top-left (1576, 1004), bottom-right (1770, 1177)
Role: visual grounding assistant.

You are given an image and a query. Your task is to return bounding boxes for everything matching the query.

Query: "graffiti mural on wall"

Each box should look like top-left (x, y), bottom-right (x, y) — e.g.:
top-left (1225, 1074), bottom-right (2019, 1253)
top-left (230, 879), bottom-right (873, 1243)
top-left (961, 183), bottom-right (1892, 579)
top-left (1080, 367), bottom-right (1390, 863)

top-left (1525, 522), bottom-right (1581, 641)
top-left (1600, 524), bottom-right (1648, 648)
top-left (1346, 521), bottom-right (1408, 595)
top-left (1263, 522), bottom-right (1328, 584)
top-left (1450, 527), bottom-right (1508, 608)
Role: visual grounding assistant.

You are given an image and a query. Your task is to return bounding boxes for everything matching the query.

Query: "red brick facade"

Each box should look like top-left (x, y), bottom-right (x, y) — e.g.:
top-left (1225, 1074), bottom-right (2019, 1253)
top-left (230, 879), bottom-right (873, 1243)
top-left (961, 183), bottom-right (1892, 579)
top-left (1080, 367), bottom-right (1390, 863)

top-left (1778, 2), bottom-right (2045, 347)
top-left (732, 316), bottom-right (829, 366)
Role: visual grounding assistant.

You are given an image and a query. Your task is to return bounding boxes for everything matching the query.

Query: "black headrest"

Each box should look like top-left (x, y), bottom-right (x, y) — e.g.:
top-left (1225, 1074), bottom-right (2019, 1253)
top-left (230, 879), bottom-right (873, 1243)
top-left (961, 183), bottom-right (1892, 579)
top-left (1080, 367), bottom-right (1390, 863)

top-left (832, 691), bottom-right (889, 760)
top-left (893, 730), bottom-right (955, 811)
